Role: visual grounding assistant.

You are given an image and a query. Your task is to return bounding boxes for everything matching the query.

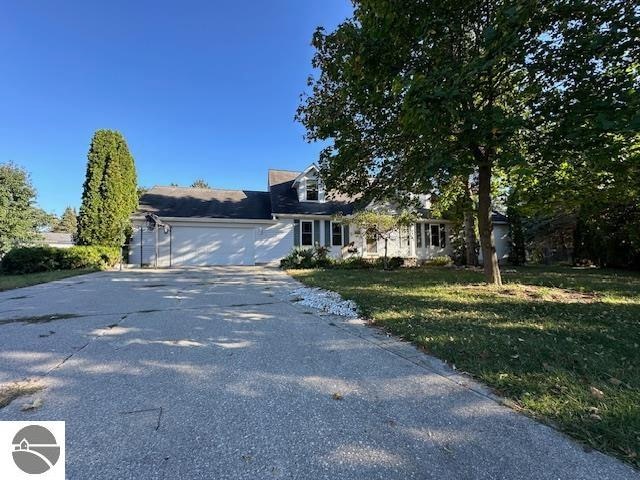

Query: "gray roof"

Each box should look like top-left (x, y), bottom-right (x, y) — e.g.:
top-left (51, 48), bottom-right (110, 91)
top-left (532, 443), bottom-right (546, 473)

top-left (40, 232), bottom-right (74, 245)
top-left (135, 178), bottom-right (509, 224)
top-left (268, 169), bottom-right (356, 216)
top-left (138, 186), bottom-right (272, 220)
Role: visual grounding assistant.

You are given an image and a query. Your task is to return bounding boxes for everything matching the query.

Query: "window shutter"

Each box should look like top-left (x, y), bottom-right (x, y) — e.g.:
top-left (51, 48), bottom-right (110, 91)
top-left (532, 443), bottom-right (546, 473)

top-left (324, 220), bottom-right (331, 246)
top-left (313, 220), bottom-right (320, 245)
top-left (343, 224), bottom-right (349, 246)
top-left (293, 219), bottom-right (300, 246)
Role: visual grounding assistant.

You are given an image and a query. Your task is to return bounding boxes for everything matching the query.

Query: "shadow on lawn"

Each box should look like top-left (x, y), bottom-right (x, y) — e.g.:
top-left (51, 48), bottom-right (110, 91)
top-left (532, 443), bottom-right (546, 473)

top-left (291, 267), bottom-right (640, 467)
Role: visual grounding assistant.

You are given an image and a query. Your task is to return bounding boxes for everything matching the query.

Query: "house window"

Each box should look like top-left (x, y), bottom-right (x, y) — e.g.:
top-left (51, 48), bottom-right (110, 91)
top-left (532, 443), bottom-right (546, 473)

top-left (301, 221), bottom-right (313, 246)
top-left (366, 234), bottom-right (377, 254)
top-left (306, 179), bottom-right (319, 201)
top-left (332, 222), bottom-right (343, 246)
top-left (430, 224), bottom-right (441, 247)
top-left (440, 224), bottom-right (446, 247)
top-left (416, 223), bottom-right (422, 248)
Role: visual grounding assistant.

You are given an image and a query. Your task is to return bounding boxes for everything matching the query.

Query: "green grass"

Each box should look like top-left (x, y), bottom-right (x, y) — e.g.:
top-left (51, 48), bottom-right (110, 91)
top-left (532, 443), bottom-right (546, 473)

top-left (290, 265), bottom-right (640, 467)
top-left (0, 269), bottom-right (95, 292)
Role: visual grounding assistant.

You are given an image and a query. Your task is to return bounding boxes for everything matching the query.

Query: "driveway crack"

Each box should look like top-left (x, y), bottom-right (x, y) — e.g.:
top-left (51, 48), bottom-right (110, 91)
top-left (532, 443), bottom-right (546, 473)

top-left (120, 406), bottom-right (163, 431)
top-left (45, 314), bottom-right (129, 376)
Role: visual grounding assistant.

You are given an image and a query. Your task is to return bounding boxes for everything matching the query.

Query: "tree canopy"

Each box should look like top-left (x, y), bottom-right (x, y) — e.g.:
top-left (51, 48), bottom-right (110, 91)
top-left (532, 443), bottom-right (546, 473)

top-left (339, 209), bottom-right (415, 269)
top-left (76, 130), bottom-right (138, 246)
top-left (0, 163), bottom-right (50, 255)
top-left (297, 0), bottom-right (638, 283)
top-left (52, 206), bottom-right (78, 236)
top-left (191, 179), bottom-right (211, 189)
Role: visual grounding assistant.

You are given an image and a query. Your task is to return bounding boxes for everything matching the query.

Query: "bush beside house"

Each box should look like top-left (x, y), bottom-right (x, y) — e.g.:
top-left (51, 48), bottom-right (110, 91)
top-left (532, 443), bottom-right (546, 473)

top-left (279, 246), bottom-right (447, 270)
top-left (1, 246), bottom-right (120, 274)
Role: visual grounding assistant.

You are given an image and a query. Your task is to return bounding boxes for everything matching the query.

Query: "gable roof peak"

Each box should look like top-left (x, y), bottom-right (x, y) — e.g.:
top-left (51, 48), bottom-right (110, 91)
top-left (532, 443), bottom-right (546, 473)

top-left (292, 164), bottom-right (320, 186)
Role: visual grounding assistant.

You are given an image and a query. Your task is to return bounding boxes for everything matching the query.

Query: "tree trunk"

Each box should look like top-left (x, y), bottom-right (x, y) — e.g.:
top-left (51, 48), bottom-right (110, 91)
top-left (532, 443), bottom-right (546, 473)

top-left (463, 179), bottom-right (479, 266)
top-left (384, 238), bottom-right (389, 270)
top-left (477, 161), bottom-right (502, 285)
top-left (464, 211), bottom-right (478, 266)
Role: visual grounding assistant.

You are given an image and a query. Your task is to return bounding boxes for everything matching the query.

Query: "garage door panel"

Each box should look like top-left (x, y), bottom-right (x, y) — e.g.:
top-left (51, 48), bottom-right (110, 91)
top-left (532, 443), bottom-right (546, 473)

top-left (171, 226), bottom-right (255, 266)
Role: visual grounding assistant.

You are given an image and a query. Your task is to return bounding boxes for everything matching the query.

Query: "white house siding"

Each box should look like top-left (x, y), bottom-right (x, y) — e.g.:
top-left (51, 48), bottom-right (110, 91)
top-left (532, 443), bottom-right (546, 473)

top-left (478, 223), bottom-right (511, 264)
top-left (255, 220), bottom-right (294, 264)
top-left (414, 222), bottom-right (454, 260)
top-left (347, 222), bottom-right (452, 260)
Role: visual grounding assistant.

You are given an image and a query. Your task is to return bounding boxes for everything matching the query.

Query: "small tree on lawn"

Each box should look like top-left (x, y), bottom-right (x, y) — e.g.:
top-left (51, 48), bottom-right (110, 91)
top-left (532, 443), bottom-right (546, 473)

top-left (340, 209), bottom-right (415, 269)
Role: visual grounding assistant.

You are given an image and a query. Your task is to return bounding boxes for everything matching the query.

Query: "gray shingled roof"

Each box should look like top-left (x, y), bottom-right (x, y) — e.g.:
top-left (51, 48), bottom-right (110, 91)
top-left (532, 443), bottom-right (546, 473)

top-left (135, 178), bottom-right (508, 224)
top-left (138, 186), bottom-right (272, 219)
top-left (268, 169), bottom-right (356, 216)
top-left (40, 232), bottom-right (74, 245)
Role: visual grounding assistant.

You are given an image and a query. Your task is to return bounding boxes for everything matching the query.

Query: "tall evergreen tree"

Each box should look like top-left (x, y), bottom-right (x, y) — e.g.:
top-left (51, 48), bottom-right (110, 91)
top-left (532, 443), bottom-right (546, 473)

top-left (52, 206), bottom-right (78, 235)
top-left (76, 130), bottom-right (138, 246)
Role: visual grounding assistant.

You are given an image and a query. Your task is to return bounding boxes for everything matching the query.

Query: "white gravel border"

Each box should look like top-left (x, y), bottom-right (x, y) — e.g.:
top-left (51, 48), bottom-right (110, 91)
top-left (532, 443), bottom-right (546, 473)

top-left (289, 286), bottom-right (359, 318)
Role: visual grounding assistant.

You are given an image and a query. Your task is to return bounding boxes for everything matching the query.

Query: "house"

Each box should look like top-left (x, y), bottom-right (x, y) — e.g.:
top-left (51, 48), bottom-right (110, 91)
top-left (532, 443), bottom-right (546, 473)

top-left (37, 232), bottom-right (74, 248)
top-left (129, 164), bottom-right (510, 267)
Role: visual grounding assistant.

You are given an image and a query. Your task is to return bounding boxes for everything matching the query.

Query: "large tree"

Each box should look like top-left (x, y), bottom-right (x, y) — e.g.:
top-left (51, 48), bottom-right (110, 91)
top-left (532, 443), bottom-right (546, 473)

top-left (297, 0), bottom-right (638, 284)
top-left (0, 163), bottom-right (50, 255)
top-left (52, 206), bottom-right (78, 235)
top-left (76, 130), bottom-right (138, 246)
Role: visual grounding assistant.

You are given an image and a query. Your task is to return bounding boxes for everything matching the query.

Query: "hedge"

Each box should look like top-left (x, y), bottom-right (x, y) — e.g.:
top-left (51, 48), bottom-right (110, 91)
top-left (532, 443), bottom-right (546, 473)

top-left (1, 246), bottom-right (120, 274)
top-left (280, 247), bottom-right (406, 270)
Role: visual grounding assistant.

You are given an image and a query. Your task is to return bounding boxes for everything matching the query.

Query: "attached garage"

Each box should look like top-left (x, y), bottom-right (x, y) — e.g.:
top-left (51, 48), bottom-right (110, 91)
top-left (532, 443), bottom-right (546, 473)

top-left (171, 226), bottom-right (255, 266)
top-left (129, 186), bottom-right (294, 267)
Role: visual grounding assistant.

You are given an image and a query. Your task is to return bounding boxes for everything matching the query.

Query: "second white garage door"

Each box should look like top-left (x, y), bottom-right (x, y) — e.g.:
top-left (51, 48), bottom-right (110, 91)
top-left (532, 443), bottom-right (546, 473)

top-left (171, 226), bottom-right (255, 266)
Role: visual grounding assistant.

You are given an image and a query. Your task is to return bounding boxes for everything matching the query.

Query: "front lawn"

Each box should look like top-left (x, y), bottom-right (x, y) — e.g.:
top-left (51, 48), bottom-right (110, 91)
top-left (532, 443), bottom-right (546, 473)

top-left (0, 269), bottom-right (95, 292)
top-left (290, 266), bottom-right (640, 467)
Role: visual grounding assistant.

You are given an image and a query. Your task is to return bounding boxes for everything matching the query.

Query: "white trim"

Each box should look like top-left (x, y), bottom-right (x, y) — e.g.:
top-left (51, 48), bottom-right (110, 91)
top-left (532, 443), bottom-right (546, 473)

top-left (330, 221), bottom-right (343, 246)
top-left (364, 233), bottom-right (378, 255)
top-left (300, 220), bottom-right (314, 246)
top-left (275, 213), bottom-right (334, 220)
top-left (305, 177), bottom-right (320, 202)
top-left (291, 164), bottom-right (320, 186)
top-left (131, 216), bottom-right (276, 225)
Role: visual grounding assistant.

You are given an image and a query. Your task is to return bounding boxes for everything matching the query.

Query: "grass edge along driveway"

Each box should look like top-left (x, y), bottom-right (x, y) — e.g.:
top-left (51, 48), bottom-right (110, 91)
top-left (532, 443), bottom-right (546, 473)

top-left (0, 269), bottom-right (95, 292)
top-left (289, 266), bottom-right (640, 468)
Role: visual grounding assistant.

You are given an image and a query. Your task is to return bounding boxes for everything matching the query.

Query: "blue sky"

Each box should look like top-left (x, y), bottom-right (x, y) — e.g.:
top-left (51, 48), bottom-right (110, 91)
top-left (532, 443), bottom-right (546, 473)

top-left (0, 1), bottom-right (353, 214)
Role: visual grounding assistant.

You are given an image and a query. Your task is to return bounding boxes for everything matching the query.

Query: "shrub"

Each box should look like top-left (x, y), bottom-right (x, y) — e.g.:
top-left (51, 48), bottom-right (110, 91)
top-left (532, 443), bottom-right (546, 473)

top-left (386, 256), bottom-right (405, 269)
top-left (0, 247), bottom-right (58, 274)
top-left (1, 245), bottom-right (120, 274)
top-left (280, 246), bottom-right (339, 269)
top-left (57, 246), bottom-right (120, 270)
top-left (424, 255), bottom-right (453, 267)
top-left (280, 248), bottom-right (316, 269)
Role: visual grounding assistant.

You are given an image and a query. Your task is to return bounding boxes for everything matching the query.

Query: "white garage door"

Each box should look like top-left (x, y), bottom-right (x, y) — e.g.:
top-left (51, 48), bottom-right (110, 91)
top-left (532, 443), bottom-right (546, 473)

top-left (171, 226), bottom-right (255, 266)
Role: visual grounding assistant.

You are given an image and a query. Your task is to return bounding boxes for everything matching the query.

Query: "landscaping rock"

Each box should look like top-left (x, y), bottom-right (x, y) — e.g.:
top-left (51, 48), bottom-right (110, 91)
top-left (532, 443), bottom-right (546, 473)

top-left (289, 286), bottom-right (359, 318)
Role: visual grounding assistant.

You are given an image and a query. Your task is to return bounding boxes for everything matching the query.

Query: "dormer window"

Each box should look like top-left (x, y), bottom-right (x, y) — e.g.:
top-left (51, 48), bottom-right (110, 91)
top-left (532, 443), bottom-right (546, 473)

top-left (306, 179), bottom-right (319, 201)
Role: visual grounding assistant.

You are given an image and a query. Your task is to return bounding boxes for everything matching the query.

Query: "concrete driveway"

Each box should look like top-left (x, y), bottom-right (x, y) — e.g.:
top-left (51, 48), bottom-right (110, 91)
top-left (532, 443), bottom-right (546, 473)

top-left (0, 267), bottom-right (636, 479)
